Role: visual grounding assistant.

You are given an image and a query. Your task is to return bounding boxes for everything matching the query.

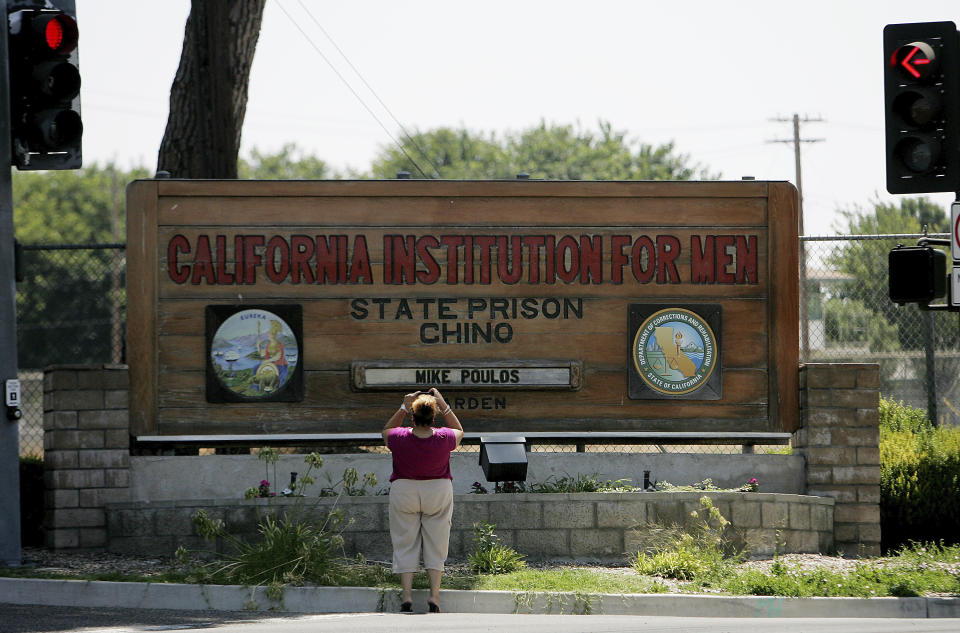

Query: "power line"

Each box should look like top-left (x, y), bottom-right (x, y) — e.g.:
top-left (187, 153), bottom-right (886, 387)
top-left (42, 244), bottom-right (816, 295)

top-left (274, 1), bottom-right (430, 178)
top-left (295, 0), bottom-right (443, 178)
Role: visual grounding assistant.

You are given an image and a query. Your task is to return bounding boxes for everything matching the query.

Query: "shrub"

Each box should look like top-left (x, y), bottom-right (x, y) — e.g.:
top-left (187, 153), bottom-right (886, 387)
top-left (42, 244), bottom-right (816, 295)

top-left (633, 535), bottom-right (724, 580)
top-left (880, 397), bottom-right (960, 551)
top-left (631, 496), bottom-right (741, 583)
top-left (527, 473), bottom-right (638, 493)
top-left (182, 448), bottom-right (353, 586)
top-left (468, 522), bottom-right (526, 574)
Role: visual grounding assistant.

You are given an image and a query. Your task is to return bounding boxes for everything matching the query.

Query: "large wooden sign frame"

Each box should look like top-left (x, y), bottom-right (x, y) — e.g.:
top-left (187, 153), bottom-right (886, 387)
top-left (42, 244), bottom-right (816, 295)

top-left (127, 180), bottom-right (799, 438)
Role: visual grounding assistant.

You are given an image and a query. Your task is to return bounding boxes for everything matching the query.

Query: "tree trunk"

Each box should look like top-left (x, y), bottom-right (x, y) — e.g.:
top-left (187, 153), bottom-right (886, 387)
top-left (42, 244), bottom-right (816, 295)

top-left (157, 0), bottom-right (266, 178)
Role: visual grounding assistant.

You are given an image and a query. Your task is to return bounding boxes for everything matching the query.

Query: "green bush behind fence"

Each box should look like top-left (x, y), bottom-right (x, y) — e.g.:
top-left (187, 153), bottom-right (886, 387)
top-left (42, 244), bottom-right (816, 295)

top-left (880, 397), bottom-right (960, 551)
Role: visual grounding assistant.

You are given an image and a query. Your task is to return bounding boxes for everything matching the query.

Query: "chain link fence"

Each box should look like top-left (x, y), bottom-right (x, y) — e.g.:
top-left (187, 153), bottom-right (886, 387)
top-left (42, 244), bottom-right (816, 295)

top-left (15, 243), bottom-right (126, 457)
top-left (16, 235), bottom-right (958, 457)
top-left (802, 234), bottom-right (960, 427)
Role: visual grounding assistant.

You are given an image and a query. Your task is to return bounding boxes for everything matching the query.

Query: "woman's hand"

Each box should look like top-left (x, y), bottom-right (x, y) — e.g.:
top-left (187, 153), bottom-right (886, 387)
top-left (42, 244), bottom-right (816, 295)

top-left (402, 391), bottom-right (419, 410)
top-left (384, 392), bottom-right (419, 444)
top-left (429, 387), bottom-right (447, 410)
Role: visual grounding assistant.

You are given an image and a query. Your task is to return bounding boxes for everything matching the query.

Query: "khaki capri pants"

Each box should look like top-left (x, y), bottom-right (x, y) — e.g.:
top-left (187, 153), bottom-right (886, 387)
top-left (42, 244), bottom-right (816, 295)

top-left (388, 478), bottom-right (454, 573)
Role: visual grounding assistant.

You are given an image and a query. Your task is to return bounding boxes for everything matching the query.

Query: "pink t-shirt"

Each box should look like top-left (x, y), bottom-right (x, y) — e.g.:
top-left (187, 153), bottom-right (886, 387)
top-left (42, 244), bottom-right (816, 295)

top-left (387, 427), bottom-right (457, 482)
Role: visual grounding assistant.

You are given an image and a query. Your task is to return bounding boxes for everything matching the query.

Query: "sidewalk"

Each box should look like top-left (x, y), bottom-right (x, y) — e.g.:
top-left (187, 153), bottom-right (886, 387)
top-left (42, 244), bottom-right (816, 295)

top-left (2, 577), bottom-right (959, 618)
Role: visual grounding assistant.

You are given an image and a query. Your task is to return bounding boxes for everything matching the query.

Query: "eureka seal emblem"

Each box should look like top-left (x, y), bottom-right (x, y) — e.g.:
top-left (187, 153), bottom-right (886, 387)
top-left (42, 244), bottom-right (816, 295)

top-left (210, 309), bottom-right (300, 398)
top-left (633, 308), bottom-right (718, 396)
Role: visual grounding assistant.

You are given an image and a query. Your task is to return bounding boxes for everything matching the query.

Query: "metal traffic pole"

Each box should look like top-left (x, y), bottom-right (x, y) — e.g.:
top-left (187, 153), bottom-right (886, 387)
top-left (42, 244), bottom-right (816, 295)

top-left (0, 0), bottom-right (23, 567)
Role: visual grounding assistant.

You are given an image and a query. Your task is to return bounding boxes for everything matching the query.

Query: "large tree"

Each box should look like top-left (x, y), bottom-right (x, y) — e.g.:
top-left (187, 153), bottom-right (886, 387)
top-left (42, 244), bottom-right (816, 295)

top-left (239, 144), bottom-right (333, 180)
top-left (367, 121), bottom-right (714, 180)
top-left (157, 1), bottom-right (266, 178)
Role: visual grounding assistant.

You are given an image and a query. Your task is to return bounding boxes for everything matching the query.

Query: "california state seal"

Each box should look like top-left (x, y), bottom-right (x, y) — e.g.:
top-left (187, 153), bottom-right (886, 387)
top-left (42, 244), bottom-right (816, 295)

top-left (633, 308), bottom-right (718, 396)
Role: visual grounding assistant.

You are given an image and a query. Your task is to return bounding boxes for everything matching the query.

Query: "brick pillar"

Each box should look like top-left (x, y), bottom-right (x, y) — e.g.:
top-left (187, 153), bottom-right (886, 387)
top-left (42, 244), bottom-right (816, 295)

top-left (794, 363), bottom-right (880, 557)
top-left (43, 365), bottom-right (130, 549)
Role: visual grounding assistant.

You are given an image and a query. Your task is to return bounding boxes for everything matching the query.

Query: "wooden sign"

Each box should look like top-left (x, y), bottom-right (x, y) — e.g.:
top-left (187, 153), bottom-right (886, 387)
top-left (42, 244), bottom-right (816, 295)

top-left (126, 180), bottom-right (799, 437)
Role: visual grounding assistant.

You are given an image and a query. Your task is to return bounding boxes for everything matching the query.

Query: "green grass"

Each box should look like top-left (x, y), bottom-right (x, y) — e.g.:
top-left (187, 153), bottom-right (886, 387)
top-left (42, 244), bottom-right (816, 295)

top-left (722, 560), bottom-right (960, 598)
top-left (330, 564), bottom-right (664, 594)
top-left (5, 542), bottom-right (959, 598)
top-left (0, 567), bottom-right (192, 584)
top-left (458, 568), bottom-right (662, 594)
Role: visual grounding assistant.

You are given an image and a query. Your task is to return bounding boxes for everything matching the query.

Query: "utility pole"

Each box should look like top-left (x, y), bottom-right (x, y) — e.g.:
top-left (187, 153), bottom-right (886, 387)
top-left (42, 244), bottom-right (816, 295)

top-left (769, 114), bottom-right (825, 363)
top-left (0, 0), bottom-right (22, 567)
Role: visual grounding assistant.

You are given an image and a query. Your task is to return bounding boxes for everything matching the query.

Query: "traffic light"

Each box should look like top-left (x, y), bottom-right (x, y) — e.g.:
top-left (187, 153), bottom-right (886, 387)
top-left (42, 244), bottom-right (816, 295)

top-left (883, 22), bottom-right (960, 194)
top-left (6, 4), bottom-right (82, 170)
top-left (888, 245), bottom-right (947, 305)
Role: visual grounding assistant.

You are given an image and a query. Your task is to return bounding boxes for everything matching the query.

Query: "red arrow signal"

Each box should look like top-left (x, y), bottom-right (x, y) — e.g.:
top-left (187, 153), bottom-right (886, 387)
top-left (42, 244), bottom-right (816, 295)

top-left (891, 41), bottom-right (938, 79)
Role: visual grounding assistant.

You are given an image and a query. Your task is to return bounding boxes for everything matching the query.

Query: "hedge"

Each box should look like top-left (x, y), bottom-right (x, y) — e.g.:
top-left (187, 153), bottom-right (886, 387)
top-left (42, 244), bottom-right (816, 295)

top-left (880, 397), bottom-right (960, 551)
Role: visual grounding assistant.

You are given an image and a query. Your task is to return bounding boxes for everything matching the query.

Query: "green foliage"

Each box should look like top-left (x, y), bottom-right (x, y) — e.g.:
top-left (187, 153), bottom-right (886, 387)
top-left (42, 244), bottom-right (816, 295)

top-left (370, 127), bottom-right (507, 179)
top-left (722, 550), bottom-right (960, 597)
top-left (652, 478), bottom-right (728, 492)
top-left (13, 163), bottom-right (148, 244)
top-left (367, 120), bottom-right (714, 181)
top-left (627, 478), bottom-right (765, 492)
top-left (633, 536), bottom-right (724, 581)
top-left (879, 396), bottom-right (931, 433)
top-left (526, 473), bottom-right (639, 493)
top-left (879, 397), bottom-right (960, 550)
top-left (14, 163), bottom-right (148, 368)
top-left (319, 467), bottom-right (382, 497)
top-left (185, 449), bottom-right (356, 586)
top-left (186, 510), bottom-right (344, 586)
top-left (822, 298), bottom-right (899, 352)
top-left (828, 197), bottom-right (957, 352)
top-left (761, 445), bottom-right (793, 455)
top-left (631, 496), bottom-right (740, 584)
top-left (468, 522), bottom-right (526, 574)
top-left (238, 144), bottom-right (333, 179)
top-left (724, 565), bottom-right (865, 597)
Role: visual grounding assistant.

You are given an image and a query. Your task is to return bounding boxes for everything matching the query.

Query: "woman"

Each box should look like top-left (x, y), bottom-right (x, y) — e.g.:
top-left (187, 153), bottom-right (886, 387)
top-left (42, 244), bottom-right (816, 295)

top-left (254, 320), bottom-right (288, 391)
top-left (382, 387), bottom-right (463, 613)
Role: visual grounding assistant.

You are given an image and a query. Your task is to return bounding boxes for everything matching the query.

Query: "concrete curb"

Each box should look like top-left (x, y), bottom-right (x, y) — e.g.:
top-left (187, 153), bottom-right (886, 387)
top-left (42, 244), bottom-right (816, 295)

top-left (1, 578), bottom-right (958, 618)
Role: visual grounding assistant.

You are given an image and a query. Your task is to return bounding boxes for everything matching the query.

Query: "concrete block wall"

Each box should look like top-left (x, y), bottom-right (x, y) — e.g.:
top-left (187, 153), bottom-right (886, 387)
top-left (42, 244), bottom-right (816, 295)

top-left (106, 492), bottom-right (835, 562)
top-left (40, 364), bottom-right (880, 558)
top-left (793, 363), bottom-right (881, 557)
top-left (43, 365), bottom-right (131, 549)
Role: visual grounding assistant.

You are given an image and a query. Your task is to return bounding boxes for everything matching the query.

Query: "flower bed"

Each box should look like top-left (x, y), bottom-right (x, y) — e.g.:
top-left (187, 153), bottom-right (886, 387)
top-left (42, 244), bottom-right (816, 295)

top-left (106, 491), bottom-right (833, 563)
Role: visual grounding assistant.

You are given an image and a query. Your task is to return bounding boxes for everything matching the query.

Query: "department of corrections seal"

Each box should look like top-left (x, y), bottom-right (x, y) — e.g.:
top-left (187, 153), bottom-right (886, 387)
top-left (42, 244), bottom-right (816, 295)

top-left (632, 308), bottom-right (718, 396)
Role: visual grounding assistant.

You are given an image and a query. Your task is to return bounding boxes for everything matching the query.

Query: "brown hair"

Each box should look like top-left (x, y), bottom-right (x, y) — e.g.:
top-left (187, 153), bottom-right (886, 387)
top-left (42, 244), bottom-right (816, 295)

top-left (410, 393), bottom-right (438, 426)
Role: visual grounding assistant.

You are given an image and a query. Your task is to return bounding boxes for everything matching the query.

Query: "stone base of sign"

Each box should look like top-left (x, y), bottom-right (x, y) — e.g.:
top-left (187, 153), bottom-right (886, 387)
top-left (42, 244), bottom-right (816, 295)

top-left (792, 364), bottom-right (881, 557)
top-left (105, 492), bottom-right (834, 562)
top-left (42, 365), bottom-right (131, 549)
top-left (39, 364), bottom-right (881, 559)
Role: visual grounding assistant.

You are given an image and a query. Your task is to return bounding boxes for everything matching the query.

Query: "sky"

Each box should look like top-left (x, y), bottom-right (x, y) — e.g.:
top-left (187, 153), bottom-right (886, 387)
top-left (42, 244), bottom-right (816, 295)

top-left (77, 0), bottom-right (960, 236)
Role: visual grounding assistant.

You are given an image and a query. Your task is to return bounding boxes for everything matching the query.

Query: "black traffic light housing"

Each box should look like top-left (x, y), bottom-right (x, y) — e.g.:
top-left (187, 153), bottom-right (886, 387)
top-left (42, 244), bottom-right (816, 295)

top-left (888, 244), bottom-right (948, 305)
top-left (883, 22), bottom-right (960, 194)
top-left (6, 2), bottom-right (81, 170)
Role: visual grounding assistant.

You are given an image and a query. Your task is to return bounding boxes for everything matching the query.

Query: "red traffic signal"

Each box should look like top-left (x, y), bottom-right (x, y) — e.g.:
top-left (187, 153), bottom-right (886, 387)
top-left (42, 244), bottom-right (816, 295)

top-left (38, 13), bottom-right (78, 53)
top-left (890, 41), bottom-right (937, 79)
top-left (7, 7), bottom-right (82, 170)
top-left (883, 22), bottom-right (960, 194)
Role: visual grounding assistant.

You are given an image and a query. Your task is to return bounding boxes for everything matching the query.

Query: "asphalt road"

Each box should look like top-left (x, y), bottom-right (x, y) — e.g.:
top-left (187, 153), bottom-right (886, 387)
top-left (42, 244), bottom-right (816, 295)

top-left (4, 604), bottom-right (960, 633)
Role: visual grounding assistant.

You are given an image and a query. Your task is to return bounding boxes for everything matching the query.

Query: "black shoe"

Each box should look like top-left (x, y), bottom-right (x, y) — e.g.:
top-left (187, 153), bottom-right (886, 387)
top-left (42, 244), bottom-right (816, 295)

top-left (427, 601), bottom-right (440, 613)
top-left (400, 601), bottom-right (413, 613)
